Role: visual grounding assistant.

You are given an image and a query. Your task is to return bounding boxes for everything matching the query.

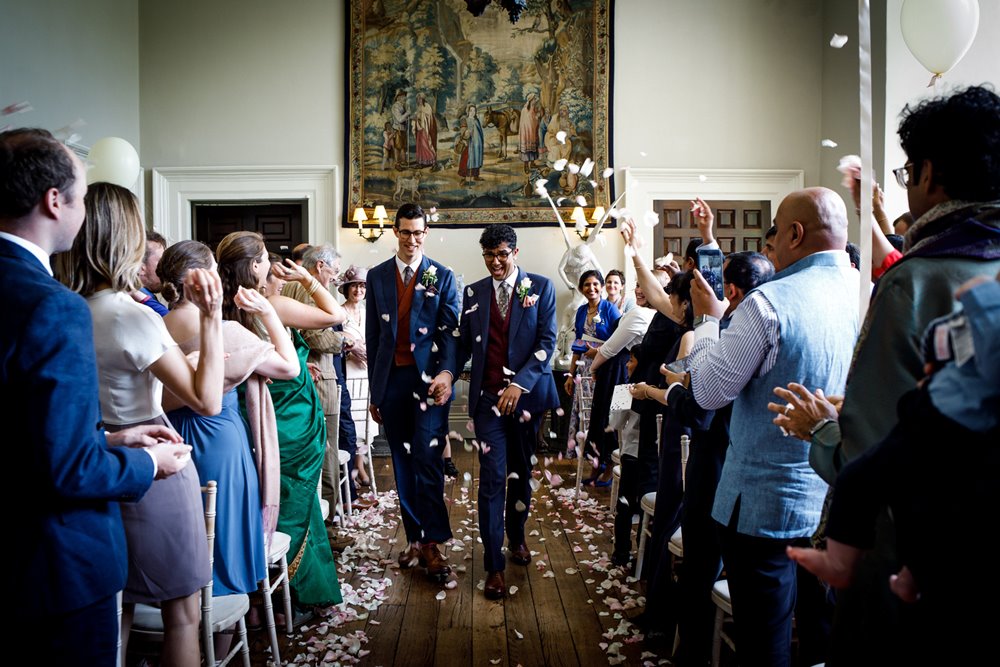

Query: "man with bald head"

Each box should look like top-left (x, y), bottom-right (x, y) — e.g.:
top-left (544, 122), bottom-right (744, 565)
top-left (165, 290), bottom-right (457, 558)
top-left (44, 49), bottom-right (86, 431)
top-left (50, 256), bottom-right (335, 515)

top-left (683, 187), bottom-right (860, 666)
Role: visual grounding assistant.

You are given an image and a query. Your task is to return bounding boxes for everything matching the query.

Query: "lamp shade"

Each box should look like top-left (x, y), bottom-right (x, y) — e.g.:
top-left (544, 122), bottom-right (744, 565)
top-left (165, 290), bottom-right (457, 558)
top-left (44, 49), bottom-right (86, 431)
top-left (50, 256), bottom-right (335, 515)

top-left (353, 207), bottom-right (368, 222)
top-left (591, 206), bottom-right (606, 222)
top-left (373, 205), bottom-right (388, 220)
top-left (571, 206), bottom-right (586, 223)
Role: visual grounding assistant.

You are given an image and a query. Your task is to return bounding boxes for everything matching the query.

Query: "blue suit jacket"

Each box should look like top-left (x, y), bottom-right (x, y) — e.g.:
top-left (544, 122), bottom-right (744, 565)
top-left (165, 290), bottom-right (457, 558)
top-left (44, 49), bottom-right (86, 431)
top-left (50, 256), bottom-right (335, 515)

top-left (1, 238), bottom-right (153, 617)
top-left (458, 269), bottom-right (559, 415)
top-left (365, 255), bottom-right (461, 406)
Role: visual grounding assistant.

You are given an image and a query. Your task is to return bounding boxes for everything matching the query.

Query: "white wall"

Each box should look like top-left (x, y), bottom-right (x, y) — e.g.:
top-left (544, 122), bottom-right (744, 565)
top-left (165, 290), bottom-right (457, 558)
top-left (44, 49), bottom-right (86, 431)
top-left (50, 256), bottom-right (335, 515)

top-left (882, 0), bottom-right (1000, 219)
top-left (0, 0), bottom-right (140, 150)
top-left (137, 0), bottom-right (835, 315)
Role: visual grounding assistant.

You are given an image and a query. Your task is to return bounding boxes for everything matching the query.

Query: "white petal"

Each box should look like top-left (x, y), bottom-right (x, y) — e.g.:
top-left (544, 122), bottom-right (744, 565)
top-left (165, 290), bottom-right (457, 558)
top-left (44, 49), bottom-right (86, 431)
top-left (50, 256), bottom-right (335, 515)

top-left (555, 130), bottom-right (567, 143)
top-left (555, 196), bottom-right (566, 205)
top-left (534, 349), bottom-right (547, 361)
top-left (509, 585), bottom-right (519, 596)
top-left (643, 210), bottom-right (659, 228)
top-left (475, 335), bottom-right (481, 342)
top-left (421, 372), bottom-right (434, 383)
top-left (429, 438), bottom-right (439, 447)
top-left (580, 158), bottom-right (595, 177)
top-left (502, 366), bottom-right (515, 376)
top-left (435, 590), bottom-right (446, 601)
top-left (830, 33), bottom-right (848, 48)
top-left (568, 163), bottom-right (580, 174)
top-left (554, 158), bottom-right (568, 171)
top-left (403, 442), bottom-right (411, 453)
top-left (432, 342), bottom-right (439, 352)
top-left (515, 500), bottom-right (527, 512)
top-left (575, 195), bottom-right (587, 207)
top-left (467, 286), bottom-right (474, 297)
top-left (507, 472), bottom-right (520, 480)
top-left (601, 167), bottom-right (615, 179)
top-left (639, 151), bottom-right (647, 157)
top-left (381, 313), bottom-right (390, 322)
top-left (821, 138), bottom-right (838, 148)
top-left (514, 628), bottom-right (524, 639)
top-left (698, 174), bottom-right (708, 182)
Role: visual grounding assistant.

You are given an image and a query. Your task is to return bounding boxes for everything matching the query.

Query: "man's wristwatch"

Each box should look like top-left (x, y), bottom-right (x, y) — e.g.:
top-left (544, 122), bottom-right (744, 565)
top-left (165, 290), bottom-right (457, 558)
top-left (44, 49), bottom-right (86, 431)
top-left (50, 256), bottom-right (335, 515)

top-left (692, 314), bottom-right (719, 329)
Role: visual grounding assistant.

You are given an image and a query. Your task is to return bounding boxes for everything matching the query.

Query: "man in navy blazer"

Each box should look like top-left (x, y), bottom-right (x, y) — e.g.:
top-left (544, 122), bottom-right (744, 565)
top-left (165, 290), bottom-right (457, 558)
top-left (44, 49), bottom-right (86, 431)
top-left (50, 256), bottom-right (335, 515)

top-left (459, 224), bottom-right (559, 599)
top-left (1, 129), bottom-right (193, 665)
top-left (366, 202), bottom-right (460, 582)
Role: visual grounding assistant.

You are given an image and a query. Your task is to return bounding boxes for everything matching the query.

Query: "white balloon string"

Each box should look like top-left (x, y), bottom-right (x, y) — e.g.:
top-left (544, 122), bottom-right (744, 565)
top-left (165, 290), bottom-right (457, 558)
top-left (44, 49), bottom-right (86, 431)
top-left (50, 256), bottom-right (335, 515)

top-left (858, 0), bottom-right (873, 323)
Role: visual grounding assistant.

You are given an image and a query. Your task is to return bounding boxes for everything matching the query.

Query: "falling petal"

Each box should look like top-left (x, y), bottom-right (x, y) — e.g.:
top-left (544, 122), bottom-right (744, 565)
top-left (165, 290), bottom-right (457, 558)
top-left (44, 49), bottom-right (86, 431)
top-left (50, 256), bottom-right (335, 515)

top-left (698, 174), bottom-right (708, 182)
top-left (421, 372), bottom-right (434, 383)
top-left (534, 349), bottom-right (547, 361)
top-left (2, 101), bottom-right (33, 115)
top-left (643, 211), bottom-right (659, 228)
top-left (491, 405), bottom-right (502, 417)
top-left (502, 366), bottom-right (515, 376)
top-left (435, 590), bottom-right (446, 601)
top-left (410, 343), bottom-right (416, 352)
top-left (481, 443), bottom-right (491, 454)
top-left (467, 286), bottom-right (475, 297)
top-left (429, 438), bottom-right (439, 447)
top-left (554, 158), bottom-right (568, 171)
top-left (592, 314), bottom-right (601, 324)
top-left (555, 407), bottom-right (565, 416)
top-left (463, 472), bottom-right (473, 487)
top-left (519, 410), bottom-right (531, 423)
top-left (602, 167), bottom-right (615, 179)
top-left (515, 500), bottom-right (527, 512)
top-left (830, 33), bottom-right (848, 48)
top-left (529, 478), bottom-right (541, 492)
top-left (453, 329), bottom-right (462, 337)
top-left (403, 442), bottom-right (411, 453)
top-left (507, 472), bottom-right (520, 480)
top-left (555, 197), bottom-right (566, 205)
top-left (821, 138), bottom-right (838, 148)
top-left (381, 313), bottom-right (390, 321)
top-left (580, 158), bottom-right (595, 177)
top-left (530, 454), bottom-right (538, 465)
top-left (418, 326), bottom-right (428, 335)
top-left (475, 335), bottom-right (481, 342)
top-left (639, 151), bottom-right (648, 157)
top-left (415, 283), bottom-right (425, 291)
top-left (445, 578), bottom-right (458, 589)
top-left (575, 195), bottom-right (587, 207)
top-left (509, 585), bottom-right (519, 596)
top-left (514, 628), bottom-right (524, 639)
top-left (419, 402), bottom-right (427, 411)
top-left (464, 441), bottom-right (474, 452)
top-left (555, 130), bottom-right (567, 143)
top-left (589, 180), bottom-right (599, 189)
top-left (431, 342), bottom-right (439, 352)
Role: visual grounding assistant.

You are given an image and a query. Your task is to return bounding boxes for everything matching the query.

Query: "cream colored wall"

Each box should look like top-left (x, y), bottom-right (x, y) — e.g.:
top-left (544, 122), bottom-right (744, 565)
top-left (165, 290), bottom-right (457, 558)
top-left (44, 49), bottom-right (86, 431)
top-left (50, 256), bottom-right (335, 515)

top-left (136, 0), bottom-right (833, 315)
top-left (0, 0), bottom-right (140, 150)
top-left (882, 0), bottom-right (1000, 220)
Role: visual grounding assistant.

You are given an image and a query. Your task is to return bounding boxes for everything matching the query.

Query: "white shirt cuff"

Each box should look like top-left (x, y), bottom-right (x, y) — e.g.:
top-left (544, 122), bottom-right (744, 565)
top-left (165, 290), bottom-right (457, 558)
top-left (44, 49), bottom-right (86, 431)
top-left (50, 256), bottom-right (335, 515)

top-left (510, 382), bottom-right (530, 394)
top-left (144, 448), bottom-right (158, 478)
top-left (693, 319), bottom-right (720, 344)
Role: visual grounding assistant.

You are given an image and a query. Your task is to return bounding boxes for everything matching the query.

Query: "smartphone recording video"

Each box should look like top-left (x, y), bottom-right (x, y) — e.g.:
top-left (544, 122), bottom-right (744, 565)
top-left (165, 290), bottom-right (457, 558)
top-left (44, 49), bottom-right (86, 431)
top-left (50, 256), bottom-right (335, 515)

top-left (696, 246), bottom-right (725, 301)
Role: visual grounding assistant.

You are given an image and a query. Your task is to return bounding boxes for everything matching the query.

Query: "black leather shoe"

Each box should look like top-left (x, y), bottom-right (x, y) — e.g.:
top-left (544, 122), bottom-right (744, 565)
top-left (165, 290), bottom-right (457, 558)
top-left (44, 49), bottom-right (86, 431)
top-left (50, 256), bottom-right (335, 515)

top-left (509, 543), bottom-right (531, 566)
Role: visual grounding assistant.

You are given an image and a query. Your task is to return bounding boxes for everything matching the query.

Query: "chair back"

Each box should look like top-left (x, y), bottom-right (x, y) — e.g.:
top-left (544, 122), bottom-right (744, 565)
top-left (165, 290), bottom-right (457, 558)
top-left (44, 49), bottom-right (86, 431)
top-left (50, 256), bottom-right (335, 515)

top-left (345, 376), bottom-right (371, 443)
top-left (680, 434), bottom-right (690, 491)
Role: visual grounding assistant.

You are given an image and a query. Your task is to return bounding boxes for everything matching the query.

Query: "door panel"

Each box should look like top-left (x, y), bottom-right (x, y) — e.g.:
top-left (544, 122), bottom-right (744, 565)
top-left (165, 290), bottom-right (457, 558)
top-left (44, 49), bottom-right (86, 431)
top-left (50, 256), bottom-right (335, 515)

top-left (653, 199), bottom-right (771, 262)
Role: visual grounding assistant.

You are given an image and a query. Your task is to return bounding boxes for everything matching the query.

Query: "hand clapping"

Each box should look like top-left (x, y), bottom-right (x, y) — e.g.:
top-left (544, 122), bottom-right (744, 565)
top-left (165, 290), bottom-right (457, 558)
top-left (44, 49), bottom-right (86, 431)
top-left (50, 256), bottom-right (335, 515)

top-left (184, 268), bottom-right (223, 317)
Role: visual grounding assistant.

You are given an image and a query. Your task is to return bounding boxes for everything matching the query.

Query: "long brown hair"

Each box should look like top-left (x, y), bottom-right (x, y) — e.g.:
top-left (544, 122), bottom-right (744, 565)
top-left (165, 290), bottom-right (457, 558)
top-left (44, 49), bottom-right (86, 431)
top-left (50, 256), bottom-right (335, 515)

top-left (157, 240), bottom-right (214, 309)
top-left (53, 182), bottom-right (144, 296)
top-left (216, 231), bottom-right (266, 330)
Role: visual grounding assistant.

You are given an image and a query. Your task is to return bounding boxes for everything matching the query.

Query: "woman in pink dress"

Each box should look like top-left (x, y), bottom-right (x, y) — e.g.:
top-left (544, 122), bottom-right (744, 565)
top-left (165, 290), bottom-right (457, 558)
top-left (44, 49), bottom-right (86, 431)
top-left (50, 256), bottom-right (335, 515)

top-left (518, 93), bottom-right (542, 172)
top-left (414, 93), bottom-right (437, 168)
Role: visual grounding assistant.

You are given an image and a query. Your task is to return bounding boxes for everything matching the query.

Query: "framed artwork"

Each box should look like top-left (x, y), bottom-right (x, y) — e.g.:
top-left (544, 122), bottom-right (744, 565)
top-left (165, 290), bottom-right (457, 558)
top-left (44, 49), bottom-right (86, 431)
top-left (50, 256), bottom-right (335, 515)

top-left (346, 0), bottom-right (614, 227)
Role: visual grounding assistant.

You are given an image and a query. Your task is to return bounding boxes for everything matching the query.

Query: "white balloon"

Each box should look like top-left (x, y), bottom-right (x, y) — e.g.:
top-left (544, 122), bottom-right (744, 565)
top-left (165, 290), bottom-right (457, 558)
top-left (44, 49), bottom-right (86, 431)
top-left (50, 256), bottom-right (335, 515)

top-left (900, 0), bottom-right (980, 76)
top-left (87, 137), bottom-right (140, 187)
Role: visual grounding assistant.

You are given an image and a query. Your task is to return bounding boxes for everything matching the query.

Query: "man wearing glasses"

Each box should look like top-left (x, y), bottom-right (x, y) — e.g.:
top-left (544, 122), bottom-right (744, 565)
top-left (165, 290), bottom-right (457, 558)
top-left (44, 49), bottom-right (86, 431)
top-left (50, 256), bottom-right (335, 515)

top-left (458, 224), bottom-right (559, 599)
top-left (772, 85), bottom-right (1000, 664)
top-left (366, 202), bottom-right (461, 583)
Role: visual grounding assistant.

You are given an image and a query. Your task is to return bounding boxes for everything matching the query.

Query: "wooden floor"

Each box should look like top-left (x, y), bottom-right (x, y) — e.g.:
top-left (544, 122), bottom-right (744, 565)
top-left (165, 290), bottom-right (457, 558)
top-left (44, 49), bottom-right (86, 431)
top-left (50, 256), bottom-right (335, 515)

top-left (247, 444), bottom-right (671, 666)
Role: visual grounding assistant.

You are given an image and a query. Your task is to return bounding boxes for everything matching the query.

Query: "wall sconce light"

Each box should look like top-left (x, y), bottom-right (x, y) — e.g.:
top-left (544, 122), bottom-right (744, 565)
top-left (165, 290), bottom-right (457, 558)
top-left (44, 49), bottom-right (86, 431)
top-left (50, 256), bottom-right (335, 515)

top-left (354, 206), bottom-right (386, 243)
top-left (572, 205), bottom-right (607, 240)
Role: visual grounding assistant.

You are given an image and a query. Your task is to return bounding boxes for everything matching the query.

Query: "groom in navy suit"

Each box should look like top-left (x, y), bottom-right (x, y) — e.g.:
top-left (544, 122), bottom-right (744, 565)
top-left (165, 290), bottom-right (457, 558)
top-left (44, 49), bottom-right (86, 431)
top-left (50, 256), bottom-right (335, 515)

top-left (459, 224), bottom-right (559, 599)
top-left (366, 202), bottom-right (460, 582)
top-left (1, 129), bottom-right (192, 665)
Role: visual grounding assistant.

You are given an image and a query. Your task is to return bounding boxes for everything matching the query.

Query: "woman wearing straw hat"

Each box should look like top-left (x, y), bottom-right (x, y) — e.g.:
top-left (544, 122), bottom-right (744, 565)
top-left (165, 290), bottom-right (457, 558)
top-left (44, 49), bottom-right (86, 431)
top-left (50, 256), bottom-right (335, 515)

top-left (339, 265), bottom-right (376, 486)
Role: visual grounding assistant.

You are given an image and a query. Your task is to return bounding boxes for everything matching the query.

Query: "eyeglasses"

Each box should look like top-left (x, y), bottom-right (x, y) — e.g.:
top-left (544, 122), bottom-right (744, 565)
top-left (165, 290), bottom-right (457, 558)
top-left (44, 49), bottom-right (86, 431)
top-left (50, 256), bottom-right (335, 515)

top-left (397, 229), bottom-right (427, 239)
top-left (482, 249), bottom-right (514, 261)
top-left (893, 162), bottom-right (913, 189)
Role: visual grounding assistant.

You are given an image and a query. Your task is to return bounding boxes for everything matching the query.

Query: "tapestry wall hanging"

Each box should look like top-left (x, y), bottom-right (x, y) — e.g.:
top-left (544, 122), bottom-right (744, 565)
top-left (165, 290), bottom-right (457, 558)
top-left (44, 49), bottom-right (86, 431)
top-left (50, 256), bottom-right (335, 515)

top-left (346, 0), bottom-right (613, 227)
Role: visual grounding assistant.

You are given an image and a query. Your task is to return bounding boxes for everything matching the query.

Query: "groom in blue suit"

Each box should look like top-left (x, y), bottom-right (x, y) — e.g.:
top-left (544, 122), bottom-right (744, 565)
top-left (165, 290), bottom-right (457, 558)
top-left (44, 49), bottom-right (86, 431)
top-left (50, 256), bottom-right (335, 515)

top-left (1, 129), bottom-right (192, 665)
top-left (366, 202), bottom-right (460, 582)
top-left (459, 224), bottom-right (559, 599)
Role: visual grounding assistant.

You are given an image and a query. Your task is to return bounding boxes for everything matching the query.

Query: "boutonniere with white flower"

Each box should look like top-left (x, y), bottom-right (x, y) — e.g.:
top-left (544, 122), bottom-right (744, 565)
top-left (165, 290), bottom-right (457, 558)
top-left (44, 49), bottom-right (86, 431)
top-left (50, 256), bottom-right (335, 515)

top-left (516, 276), bottom-right (537, 307)
top-left (421, 265), bottom-right (439, 296)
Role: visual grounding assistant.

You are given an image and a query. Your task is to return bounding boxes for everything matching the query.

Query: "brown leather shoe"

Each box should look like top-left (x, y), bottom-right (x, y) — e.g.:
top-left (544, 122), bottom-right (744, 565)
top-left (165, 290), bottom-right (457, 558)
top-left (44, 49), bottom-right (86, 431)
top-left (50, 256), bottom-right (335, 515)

top-left (484, 570), bottom-right (506, 600)
top-left (397, 543), bottom-right (421, 569)
top-left (419, 542), bottom-right (452, 579)
top-left (509, 542), bottom-right (531, 566)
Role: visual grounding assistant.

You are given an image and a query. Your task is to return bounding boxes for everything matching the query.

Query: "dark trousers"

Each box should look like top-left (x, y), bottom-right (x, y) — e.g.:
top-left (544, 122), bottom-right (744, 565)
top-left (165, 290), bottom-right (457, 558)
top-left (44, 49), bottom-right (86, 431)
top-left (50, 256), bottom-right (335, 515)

top-left (336, 373), bottom-right (359, 499)
top-left (23, 593), bottom-right (120, 666)
top-left (673, 438), bottom-right (727, 667)
top-left (473, 393), bottom-right (541, 571)
top-left (586, 352), bottom-right (627, 466)
top-left (612, 432), bottom-right (659, 558)
top-left (380, 364), bottom-right (452, 544)
top-left (718, 500), bottom-right (826, 667)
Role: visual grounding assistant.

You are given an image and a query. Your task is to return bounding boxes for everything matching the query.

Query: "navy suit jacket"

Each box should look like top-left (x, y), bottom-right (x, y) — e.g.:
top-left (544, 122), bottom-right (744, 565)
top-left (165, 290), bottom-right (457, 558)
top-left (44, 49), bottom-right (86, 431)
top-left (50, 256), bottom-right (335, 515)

top-left (365, 255), bottom-right (461, 407)
top-left (1, 238), bottom-right (153, 617)
top-left (458, 269), bottom-right (559, 416)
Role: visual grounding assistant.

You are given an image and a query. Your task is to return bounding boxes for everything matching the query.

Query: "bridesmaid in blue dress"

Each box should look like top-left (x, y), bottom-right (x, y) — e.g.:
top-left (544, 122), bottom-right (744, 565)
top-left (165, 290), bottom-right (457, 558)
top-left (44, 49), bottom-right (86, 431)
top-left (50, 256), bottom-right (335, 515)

top-left (159, 241), bottom-right (301, 595)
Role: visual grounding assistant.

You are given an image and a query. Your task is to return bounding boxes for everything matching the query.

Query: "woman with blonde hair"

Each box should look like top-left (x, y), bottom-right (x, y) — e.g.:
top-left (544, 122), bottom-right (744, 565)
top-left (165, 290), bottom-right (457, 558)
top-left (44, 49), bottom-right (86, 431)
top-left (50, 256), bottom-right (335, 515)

top-left (55, 182), bottom-right (223, 667)
top-left (216, 231), bottom-right (345, 616)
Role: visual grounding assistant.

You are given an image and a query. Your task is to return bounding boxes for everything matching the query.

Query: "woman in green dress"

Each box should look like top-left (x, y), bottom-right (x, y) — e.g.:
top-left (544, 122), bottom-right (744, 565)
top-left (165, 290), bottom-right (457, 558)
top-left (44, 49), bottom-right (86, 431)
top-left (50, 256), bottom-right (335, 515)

top-left (216, 231), bottom-right (346, 608)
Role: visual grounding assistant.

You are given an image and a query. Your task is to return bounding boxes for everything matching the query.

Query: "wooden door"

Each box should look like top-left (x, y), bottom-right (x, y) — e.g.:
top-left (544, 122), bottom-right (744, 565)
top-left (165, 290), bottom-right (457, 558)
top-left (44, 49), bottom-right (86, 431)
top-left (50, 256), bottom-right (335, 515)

top-left (653, 199), bottom-right (771, 258)
top-left (193, 200), bottom-right (307, 257)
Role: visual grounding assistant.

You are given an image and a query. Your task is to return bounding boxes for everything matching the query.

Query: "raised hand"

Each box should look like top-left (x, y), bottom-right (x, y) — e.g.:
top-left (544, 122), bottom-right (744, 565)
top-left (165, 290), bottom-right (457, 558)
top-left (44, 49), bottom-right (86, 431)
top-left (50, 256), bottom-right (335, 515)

top-left (184, 267), bottom-right (223, 317)
top-left (690, 197), bottom-right (715, 243)
top-left (234, 284), bottom-right (276, 315)
top-left (690, 270), bottom-right (728, 320)
top-left (271, 258), bottom-right (312, 284)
